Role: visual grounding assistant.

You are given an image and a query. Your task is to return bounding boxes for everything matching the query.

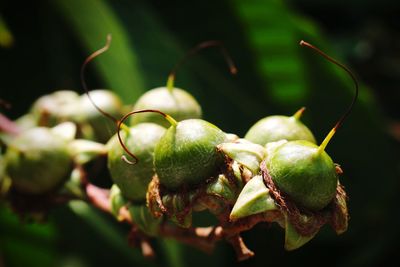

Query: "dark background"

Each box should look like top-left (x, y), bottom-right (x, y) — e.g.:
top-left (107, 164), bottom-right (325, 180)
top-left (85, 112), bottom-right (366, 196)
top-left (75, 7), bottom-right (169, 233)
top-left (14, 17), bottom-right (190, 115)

top-left (0, 0), bottom-right (399, 266)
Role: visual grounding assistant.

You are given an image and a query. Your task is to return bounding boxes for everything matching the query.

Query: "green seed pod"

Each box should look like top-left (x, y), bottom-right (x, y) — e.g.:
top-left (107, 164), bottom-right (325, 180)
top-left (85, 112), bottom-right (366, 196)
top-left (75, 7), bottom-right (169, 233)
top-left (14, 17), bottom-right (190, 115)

top-left (79, 89), bottom-right (124, 143)
top-left (107, 123), bottom-right (166, 202)
top-left (4, 127), bottom-right (72, 194)
top-left (266, 140), bottom-right (338, 211)
top-left (30, 90), bottom-right (80, 127)
top-left (244, 107), bottom-right (316, 146)
top-left (130, 87), bottom-right (201, 128)
top-left (154, 119), bottom-right (226, 191)
top-left (119, 111), bottom-right (234, 226)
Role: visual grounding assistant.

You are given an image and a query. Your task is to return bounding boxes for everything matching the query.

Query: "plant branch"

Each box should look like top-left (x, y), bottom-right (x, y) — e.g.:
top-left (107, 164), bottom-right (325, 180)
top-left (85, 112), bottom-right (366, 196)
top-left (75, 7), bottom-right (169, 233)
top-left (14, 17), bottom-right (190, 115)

top-left (84, 182), bottom-right (281, 260)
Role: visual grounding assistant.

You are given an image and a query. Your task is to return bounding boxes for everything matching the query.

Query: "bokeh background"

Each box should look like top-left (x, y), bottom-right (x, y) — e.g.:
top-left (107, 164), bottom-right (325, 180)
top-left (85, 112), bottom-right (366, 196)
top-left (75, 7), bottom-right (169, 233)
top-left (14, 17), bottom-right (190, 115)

top-left (0, 0), bottom-right (399, 266)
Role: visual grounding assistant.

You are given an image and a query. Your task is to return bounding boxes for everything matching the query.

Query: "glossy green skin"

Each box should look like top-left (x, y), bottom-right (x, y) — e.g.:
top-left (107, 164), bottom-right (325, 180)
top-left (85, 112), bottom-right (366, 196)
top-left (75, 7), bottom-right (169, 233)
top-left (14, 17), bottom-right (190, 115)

top-left (30, 90), bottom-right (80, 127)
top-left (107, 123), bottom-right (166, 202)
top-left (266, 140), bottom-right (337, 211)
top-left (79, 90), bottom-right (124, 143)
top-left (154, 119), bottom-right (226, 191)
top-left (5, 127), bottom-right (72, 194)
top-left (130, 87), bottom-right (202, 128)
top-left (245, 116), bottom-right (316, 145)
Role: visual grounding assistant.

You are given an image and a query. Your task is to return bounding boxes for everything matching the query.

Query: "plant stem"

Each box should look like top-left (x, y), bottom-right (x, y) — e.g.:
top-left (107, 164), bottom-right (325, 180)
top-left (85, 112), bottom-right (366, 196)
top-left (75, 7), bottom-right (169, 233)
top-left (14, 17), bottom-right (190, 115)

top-left (84, 181), bottom-right (280, 260)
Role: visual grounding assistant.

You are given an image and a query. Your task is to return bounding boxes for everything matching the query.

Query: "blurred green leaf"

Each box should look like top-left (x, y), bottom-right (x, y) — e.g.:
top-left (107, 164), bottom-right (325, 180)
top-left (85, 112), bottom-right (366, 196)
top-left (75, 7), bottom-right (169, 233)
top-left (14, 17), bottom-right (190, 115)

top-left (233, 0), bottom-right (309, 108)
top-left (233, 1), bottom-right (399, 266)
top-left (0, 205), bottom-right (57, 267)
top-left (0, 15), bottom-right (14, 48)
top-left (52, 0), bottom-right (145, 102)
top-left (160, 239), bottom-right (185, 267)
top-left (68, 201), bottom-right (153, 266)
top-left (1, 0), bottom-right (399, 266)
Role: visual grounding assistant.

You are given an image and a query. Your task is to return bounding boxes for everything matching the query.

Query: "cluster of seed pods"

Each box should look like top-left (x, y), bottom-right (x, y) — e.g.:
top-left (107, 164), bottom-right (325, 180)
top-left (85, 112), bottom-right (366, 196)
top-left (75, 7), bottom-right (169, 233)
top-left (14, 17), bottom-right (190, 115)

top-left (0, 37), bottom-right (354, 260)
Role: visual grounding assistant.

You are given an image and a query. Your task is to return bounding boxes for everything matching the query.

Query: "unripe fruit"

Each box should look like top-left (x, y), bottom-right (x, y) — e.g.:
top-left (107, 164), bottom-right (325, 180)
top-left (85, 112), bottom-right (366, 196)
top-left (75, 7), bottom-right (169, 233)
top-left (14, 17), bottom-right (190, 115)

top-left (30, 90), bottom-right (80, 126)
top-left (4, 127), bottom-right (72, 194)
top-left (253, 40), bottom-right (358, 214)
top-left (130, 87), bottom-right (202, 128)
top-left (245, 108), bottom-right (316, 146)
top-left (79, 89), bottom-right (124, 143)
top-left (266, 140), bottom-right (338, 211)
top-left (107, 123), bottom-right (166, 202)
top-left (154, 119), bottom-right (226, 191)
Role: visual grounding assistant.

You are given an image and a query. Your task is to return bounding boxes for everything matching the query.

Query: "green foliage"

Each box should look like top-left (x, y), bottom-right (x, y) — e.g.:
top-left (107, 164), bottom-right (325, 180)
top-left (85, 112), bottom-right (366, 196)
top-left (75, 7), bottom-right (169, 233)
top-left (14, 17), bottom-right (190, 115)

top-left (52, 0), bottom-right (145, 101)
top-left (0, 205), bottom-right (57, 267)
top-left (0, 0), bottom-right (398, 266)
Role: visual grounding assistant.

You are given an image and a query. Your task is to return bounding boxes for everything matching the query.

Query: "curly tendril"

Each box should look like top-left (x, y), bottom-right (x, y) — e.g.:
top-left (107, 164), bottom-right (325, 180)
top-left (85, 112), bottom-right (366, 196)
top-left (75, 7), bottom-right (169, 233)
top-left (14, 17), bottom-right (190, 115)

top-left (300, 40), bottom-right (358, 152)
top-left (117, 109), bottom-right (177, 165)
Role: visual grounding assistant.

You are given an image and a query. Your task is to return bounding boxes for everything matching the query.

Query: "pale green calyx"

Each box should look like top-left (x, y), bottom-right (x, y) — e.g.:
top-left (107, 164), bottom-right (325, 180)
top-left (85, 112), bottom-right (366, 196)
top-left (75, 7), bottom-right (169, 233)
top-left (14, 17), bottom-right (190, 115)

top-left (110, 184), bottom-right (127, 221)
top-left (206, 174), bottom-right (240, 203)
top-left (161, 193), bottom-right (192, 228)
top-left (231, 161), bottom-right (243, 186)
top-left (58, 168), bottom-right (86, 199)
top-left (230, 175), bottom-right (276, 221)
top-left (51, 122), bottom-right (77, 141)
top-left (284, 215), bottom-right (318, 251)
top-left (68, 139), bottom-right (107, 165)
top-left (218, 139), bottom-right (266, 174)
top-left (128, 204), bottom-right (162, 236)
